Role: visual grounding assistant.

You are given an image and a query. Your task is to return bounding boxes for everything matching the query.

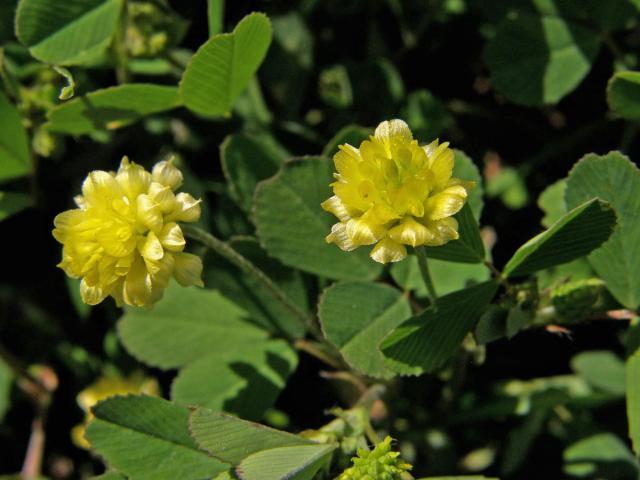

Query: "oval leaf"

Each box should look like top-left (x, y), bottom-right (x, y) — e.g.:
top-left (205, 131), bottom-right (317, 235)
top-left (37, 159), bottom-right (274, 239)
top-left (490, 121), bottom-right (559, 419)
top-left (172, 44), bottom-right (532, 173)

top-left (253, 156), bottom-right (382, 280)
top-left (46, 84), bottom-right (181, 135)
top-left (318, 281), bottom-right (411, 379)
top-left (0, 91), bottom-right (31, 182)
top-left (236, 444), bottom-right (334, 480)
top-left (607, 70), bottom-right (640, 123)
top-left (180, 12), bottom-right (272, 117)
top-left (565, 152), bottom-right (640, 308)
top-left (16, 0), bottom-right (123, 65)
top-left (503, 198), bottom-right (616, 278)
top-left (86, 395), bottom-right (229, 480)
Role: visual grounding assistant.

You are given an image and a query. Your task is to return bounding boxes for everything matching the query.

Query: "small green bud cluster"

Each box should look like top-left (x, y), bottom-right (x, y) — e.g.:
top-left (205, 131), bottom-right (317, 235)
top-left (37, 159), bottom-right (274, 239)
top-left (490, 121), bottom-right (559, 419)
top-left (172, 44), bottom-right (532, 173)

top-left (336, 436), bottom-right (412, 480)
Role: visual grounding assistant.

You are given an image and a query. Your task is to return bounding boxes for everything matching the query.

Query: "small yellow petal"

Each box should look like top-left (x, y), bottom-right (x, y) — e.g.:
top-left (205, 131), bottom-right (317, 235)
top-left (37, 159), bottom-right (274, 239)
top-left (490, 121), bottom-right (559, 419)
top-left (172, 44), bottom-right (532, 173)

top-left (80, 278), bottom-right (107, 305)
top-left (325, 222), bottom-right (357, 251)
top-left (321, 195), bottom-right (355, 222)
top-left (374, 119), bottom-right (413, 143)
top-left (116, 157), bottom-right (151, 200)
top-left (123, 256), bottom-right (153, 307)
top-left (159, 222), bottom-right (185, 252)
top-left (388, 217), bottom-right (434, 247)
top-left (152, 158), bottom-right (183, 191)
top-left (422, 217), bottom-right (459, 246)
top-left (172, 193), bottom-right (201, 223)
top-left (136, 194), bottom-right (163, 233)
top-left (346, 215), bottom-right (386, 246)
top-left (424, 190), bottom-right (465, 220)
top-left (174, 252), bottom-right (204, 287)
top-left (139, 231), bottom-right (164, 261)
top-left (369, 237), bottom-right (407, 264)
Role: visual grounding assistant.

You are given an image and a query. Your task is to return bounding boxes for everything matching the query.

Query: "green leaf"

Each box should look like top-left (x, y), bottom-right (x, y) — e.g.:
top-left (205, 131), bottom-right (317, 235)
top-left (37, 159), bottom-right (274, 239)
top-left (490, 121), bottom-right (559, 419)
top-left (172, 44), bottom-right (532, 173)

top-left (318, 281), bottom-right (411, 378)
top-left (236, 444), bottom-right (334, 480)
top-left (571, 351), bottom-right (626, 396)
top-left (381, 281), bottom-right (499, 376)
top-left (189, 408), bottom-right (312, 464)
top-left (179, 12), bottom-right (272, 117)
top-left (563, 433), bottom-right (639, 479)
top-left (608, 70), bottom-right (640, 123)
top-left (503, 198), bottom-right (616, 278)
top-left (86, 396), bottom-right (229, 480)
top-left (254, 156), bottom-right (382, 280)
top-left (565, 152), bottom-right (640, 309)
top-left (171, 339), bottom-right (297, 421)
top-left (0, 191), bottom-right (31, 221)
top-left (46, 84), bottom-right (180, 135)
top-left (321, 124), bottom-right (370, 158)
top-left (207, 0), bottom-right (224, 36)
top-left (0, 90), bottom-right (31, 182)
top-left (118, 284), bottom-right (267, 369)
top-left (391, 255), bottom-right (489, 298)
top-left (203, 238), bottom-right (308, 339)
top-left (627, 319), bottom-right (640, 455)
top-left (538, 179), bottom-right (566, 228)
top-left (425, 204), bottom-right (485, 264)
top-left (90, 473), bottom-right (127, 480)
top-left (484, 12), bottom-right (600, 106)
top-left (16, 0), bottom-right (123, 65)
top-left (0, 357), bottom-right (13, 422)
top-left (220, 133), bottom-right (287, 213)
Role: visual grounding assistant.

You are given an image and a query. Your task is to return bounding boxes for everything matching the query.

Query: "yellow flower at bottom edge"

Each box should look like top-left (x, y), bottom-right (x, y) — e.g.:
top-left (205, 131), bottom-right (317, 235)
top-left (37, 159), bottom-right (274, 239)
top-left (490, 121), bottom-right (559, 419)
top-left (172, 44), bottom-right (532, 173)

top-left (71, 372), bottom-right (160, 449)
top-left (321, 119), bottom-right (474, 264)
top-left (53, 157), bottom-right (204, 307)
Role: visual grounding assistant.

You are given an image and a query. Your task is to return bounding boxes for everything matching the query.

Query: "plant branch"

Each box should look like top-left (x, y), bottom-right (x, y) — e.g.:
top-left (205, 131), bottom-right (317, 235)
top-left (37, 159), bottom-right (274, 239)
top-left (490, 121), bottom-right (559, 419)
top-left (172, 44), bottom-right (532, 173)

top-left (182, 225), bottom-right (321, 339)
top-left (414, 246), bottom-right (437, 305)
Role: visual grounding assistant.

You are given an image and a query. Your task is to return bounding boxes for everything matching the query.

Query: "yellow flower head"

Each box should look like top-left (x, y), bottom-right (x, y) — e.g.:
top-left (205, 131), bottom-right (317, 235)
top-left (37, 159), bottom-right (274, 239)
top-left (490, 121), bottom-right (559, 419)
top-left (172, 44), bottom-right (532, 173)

top-left (322, 119), bottom-right (474, 264)
top-left (72, 372), bottom-right (160, 449)
top-left (53, 157), bottom-right (204, 307)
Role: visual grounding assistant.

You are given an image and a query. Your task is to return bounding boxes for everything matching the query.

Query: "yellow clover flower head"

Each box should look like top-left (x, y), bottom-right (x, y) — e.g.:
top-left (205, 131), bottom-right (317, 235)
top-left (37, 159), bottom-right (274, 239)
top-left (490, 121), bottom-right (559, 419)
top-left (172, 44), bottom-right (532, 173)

top-left (337, 436), bottom-right (413, 480)
top-left (322, 119), bottom-right (474, 264)
top-left (53, 157), bottom-right (204, 307)
top-left (71, 372), bottom-right (160, 449)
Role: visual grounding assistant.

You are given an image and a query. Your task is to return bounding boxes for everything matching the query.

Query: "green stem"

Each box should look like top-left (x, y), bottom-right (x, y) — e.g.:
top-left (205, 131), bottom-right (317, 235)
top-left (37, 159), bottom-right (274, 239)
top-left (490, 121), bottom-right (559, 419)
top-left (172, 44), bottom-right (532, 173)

top-left (182, 225), bottom-right (320, 340)
top-left (415, 246), bottom-right (437, 305)
top-left (114, 0), bottom-right (130, 84)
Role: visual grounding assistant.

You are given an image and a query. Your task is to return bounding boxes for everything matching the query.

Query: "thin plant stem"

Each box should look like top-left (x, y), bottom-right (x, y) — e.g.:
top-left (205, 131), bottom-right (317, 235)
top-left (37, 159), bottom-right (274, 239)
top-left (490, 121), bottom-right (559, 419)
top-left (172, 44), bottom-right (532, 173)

top-left (182, 225), bottom-right (320, 339)
top-left (414, 246), bottom-right (437, 305)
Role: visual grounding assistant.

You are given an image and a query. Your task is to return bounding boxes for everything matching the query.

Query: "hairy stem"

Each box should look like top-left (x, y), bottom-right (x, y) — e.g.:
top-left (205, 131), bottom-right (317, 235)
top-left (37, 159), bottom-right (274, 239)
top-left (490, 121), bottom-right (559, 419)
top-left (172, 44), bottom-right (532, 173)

top-left (415, 246), bottom-right (438, 305)
top-left (182, 225), bottom-right (320, 339)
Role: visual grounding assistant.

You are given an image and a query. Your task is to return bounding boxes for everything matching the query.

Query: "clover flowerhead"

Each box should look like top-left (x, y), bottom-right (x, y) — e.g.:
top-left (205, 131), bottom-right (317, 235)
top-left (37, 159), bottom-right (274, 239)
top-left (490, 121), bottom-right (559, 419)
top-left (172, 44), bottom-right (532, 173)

top-left (53, 157), bottom-right (204, 307)
top-left (322, 119), bottom-right (474, 264)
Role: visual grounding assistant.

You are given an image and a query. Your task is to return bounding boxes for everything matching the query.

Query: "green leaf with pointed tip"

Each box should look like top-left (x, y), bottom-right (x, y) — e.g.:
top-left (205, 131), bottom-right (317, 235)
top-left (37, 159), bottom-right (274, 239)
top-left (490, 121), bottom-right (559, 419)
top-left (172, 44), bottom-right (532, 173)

top-left (86, 396), bottom-right (229, 480)
top-left (425, 204), bottom-right (485, 264)
top-left (563, 433), bottom-right (639, 478)
top-left (381, 281), bottom-right (499, 376)
top-left (503, 199), bottom-right (616, 278)
top-left (254, 156), bottom-right (382, 280)
top-left (171, 339), bottom-right (297, 421)
top-left (236, 444), bottom-right (334, 480)
top-left (189, 409), bottom-right (312, 464)
top-left (118, 284), bottom-right (267, 369)
top-left (16, 0), bottom-right (123, 65)
top-left (46, 84), bottom-right (180, 135)
top-left (180, 13), bottom-right (272, 117)
top-left (220, 133), bottom-right (287, 213)
top-left (566, 152), bottom-right (640, 309)
top-left (607, 70), bottom-right (640, 123)
top-left (318, 281), bottom-right (411, 379)
top-left (0, 192), bottom-right (31, 221)
top-left (0, 91), bottom-right (31, 182)
top-left (484, 12), bottom-right (600, 106)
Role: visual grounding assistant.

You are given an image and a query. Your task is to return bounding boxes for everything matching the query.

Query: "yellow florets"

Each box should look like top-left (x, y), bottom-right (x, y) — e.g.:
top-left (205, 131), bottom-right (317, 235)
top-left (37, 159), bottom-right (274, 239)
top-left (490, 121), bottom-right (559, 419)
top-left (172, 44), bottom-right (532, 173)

top-left (336, 436), bottom-right (413, 480)
top-left (53, 157), bottom-right (204, 307)
top-left (322, 119), bottom-right (473, 264)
